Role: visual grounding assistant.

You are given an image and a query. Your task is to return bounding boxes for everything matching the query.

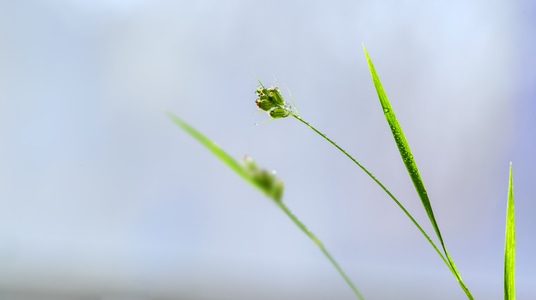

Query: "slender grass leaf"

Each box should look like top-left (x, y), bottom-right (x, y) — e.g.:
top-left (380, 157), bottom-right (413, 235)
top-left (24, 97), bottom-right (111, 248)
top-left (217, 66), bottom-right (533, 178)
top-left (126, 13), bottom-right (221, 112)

top-left (362, 45), bottom-right (473, 299)
top-left (167, 113), bottom-right (252, 185)
top-left (504, 163), bottom-right (516, 300)
top-left (168, 112), bottom-right (285, 201)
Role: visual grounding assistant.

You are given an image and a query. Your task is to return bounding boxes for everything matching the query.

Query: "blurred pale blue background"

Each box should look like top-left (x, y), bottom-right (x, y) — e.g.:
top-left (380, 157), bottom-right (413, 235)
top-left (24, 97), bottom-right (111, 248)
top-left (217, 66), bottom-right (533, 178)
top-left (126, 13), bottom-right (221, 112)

top-left (1, 0), bottom-right (535, 299)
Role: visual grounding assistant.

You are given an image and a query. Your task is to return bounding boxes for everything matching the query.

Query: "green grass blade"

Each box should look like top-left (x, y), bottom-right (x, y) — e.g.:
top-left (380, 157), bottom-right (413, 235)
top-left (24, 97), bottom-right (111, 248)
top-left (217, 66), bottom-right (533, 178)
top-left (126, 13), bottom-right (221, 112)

top-left (167, 112), bottom-right (252, 186)
top-left (168, 112), bottom-right (364, 299)
top-left (504, 163), bottom-right (516, 300)
top-left (362, 45), bottom-right (473, 299)
top-left (168, 112), bottom-right (286, 201)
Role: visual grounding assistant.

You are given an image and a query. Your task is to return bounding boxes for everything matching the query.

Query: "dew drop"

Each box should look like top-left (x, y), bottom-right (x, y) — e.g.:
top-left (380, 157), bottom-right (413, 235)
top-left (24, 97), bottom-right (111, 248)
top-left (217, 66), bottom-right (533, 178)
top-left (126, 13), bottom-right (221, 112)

top-left (383, 107), bottom-right (390, 113)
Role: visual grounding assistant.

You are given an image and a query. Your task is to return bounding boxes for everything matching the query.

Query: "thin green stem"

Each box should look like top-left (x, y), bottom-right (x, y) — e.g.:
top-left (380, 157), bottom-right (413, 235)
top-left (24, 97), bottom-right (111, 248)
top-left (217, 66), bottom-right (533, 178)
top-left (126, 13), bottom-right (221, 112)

top-left (292, 114), bottom-right (450, 268)
top-left (275, 200), bottom-right (365, 300)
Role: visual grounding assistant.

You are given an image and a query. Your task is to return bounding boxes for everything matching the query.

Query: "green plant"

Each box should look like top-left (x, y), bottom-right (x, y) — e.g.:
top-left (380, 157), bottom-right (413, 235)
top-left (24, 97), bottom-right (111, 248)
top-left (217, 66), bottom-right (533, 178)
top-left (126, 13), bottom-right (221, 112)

top-left (169, 46), bottom-right (516, 299)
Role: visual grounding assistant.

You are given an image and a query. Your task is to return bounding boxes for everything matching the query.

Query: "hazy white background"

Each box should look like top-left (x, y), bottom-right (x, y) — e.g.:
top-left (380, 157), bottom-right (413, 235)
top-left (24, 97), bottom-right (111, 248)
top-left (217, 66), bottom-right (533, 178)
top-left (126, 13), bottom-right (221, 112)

top-left (1, 0), bottom-right (535, 299)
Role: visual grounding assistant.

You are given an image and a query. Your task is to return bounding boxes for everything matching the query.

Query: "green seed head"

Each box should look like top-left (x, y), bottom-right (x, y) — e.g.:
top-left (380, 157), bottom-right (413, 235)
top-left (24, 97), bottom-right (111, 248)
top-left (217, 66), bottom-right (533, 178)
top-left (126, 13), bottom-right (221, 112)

top-left (255, 83), bottom-right (294, 119)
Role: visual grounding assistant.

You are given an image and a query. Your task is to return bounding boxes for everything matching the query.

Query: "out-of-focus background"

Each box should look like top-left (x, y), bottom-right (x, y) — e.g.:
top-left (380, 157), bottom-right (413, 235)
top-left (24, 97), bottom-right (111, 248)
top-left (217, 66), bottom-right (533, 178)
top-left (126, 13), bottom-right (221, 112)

top-left (1, 1), bottom-right (535, 299)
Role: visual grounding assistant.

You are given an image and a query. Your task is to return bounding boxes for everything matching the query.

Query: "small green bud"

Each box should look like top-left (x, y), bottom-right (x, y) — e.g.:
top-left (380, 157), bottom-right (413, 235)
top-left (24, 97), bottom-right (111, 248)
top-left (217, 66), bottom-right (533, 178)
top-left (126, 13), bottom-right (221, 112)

top-left (255, 86), bottom-right (268, 97)
top-left (256, 97), bottom-right (277, 111)
top-left (267, 87), bottom-right (285, 107)
top-left (252, 169), bottom-right (276, 191)
top-left (269, 107), bottom-right (291, 119)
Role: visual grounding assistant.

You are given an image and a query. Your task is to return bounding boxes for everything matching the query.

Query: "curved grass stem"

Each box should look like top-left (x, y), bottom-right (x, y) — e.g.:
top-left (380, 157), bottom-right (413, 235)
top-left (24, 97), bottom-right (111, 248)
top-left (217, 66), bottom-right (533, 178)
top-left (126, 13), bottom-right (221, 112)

top-left (292, 114), bottom-right (450, 270)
